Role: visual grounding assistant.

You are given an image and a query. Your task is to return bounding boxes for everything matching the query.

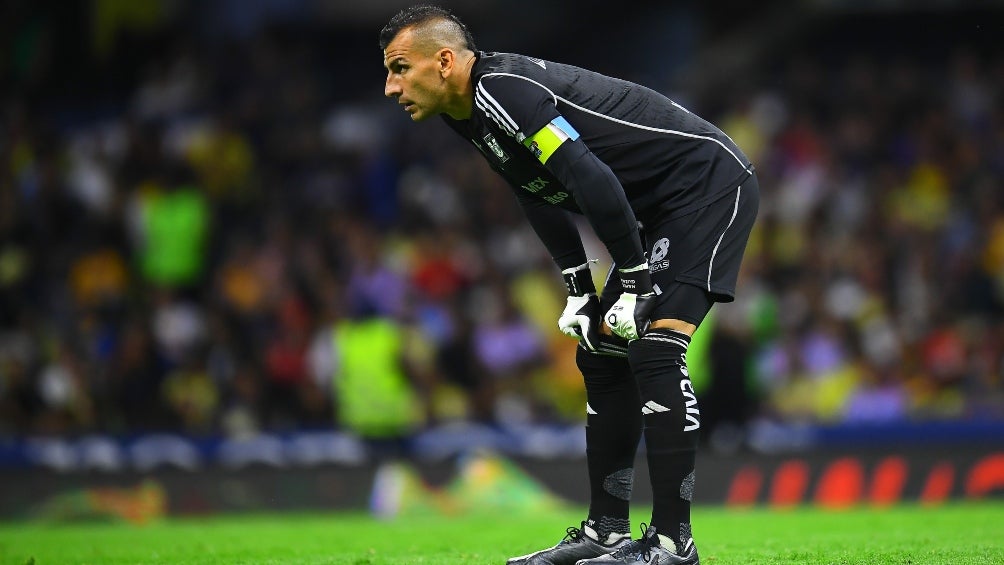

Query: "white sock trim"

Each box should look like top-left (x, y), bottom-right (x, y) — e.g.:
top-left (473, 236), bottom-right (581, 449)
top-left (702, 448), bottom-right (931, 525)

top-left (656, 534), bottom-right (679, 554)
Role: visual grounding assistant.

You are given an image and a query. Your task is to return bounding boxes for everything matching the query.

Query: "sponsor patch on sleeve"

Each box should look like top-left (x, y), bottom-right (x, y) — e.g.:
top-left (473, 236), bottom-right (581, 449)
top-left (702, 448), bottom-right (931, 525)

top-left (523, 116), bottom-right (580, 164)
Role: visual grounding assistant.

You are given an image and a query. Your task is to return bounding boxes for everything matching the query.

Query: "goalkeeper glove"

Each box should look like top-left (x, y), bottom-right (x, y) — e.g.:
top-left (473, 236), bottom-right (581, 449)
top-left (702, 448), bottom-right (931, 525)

top-left (604, 262), bottom-right (657, 341)
top-left (557, 263), bottom-right (600, 352)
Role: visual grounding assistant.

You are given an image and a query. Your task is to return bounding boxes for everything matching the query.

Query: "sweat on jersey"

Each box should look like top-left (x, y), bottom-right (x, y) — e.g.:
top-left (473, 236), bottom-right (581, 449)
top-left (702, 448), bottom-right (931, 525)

top-left (442, 51), bottom-right (754, 273)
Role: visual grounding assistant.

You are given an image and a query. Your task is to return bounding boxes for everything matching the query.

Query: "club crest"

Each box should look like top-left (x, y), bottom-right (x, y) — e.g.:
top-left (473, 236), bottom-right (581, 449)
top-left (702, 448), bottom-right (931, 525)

top-left (483, 133), bottom-right (510, 163)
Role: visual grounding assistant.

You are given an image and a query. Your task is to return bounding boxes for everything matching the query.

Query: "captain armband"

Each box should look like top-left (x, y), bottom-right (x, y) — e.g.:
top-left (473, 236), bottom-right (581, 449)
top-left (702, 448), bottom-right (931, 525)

top-left (523, 116), bottom-right (580, 164)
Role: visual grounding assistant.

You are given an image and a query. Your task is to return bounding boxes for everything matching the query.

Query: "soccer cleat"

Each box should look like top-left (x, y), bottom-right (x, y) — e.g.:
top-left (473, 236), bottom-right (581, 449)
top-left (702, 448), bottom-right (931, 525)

top-left (574, 525), bottom-right (699, 565)
top-left (507, 522), bottom-right (631, 565)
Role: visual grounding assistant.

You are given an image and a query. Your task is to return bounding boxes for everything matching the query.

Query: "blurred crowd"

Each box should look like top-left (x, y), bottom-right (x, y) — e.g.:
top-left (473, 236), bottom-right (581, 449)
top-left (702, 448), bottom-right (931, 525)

top-left (1, 7), bottom-right (1003, 443)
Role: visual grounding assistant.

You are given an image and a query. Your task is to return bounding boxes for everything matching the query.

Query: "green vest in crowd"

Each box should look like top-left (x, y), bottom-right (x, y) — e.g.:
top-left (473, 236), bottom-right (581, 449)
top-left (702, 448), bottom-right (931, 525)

top-left (333, 317), bottom-right (421, 438)
top-left (140, 186), bottom-right (209, 286)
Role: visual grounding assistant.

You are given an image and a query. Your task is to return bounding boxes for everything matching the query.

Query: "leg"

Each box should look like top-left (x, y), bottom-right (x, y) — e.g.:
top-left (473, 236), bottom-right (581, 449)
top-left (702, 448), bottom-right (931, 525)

top-left (577, 347), bottom-right (642, 542)
top-left (631, 177), bottom-right (757, 555)
top-left (504, 350), bottom-right (638, 564)
top-left (580, 178), bottom-right (758, 565)
top-left (628, 283), bottom-right (712, 553)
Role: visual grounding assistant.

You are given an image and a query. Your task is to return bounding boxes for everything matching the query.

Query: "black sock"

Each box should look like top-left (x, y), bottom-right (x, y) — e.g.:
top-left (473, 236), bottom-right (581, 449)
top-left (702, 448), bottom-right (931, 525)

top-left (577, 347), bottom-right (641, 541)
top-left (628, 329), bottom-right (700, 551)
top-left (585, 515), bottom-right (632, 544)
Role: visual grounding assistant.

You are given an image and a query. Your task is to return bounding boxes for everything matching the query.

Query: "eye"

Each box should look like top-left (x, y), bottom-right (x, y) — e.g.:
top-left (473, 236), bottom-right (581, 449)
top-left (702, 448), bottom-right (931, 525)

top-left (389, 60), bottom-right (407, 75)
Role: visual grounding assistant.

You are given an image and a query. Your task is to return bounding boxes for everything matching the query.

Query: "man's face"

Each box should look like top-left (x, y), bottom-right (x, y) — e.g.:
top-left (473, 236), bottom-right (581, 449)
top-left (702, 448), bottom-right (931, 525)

top-left (383, 28), bottom-right (445, 121)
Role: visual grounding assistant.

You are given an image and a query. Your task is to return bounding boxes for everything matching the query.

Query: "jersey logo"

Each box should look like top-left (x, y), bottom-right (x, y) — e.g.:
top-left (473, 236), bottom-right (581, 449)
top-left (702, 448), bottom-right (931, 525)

top-left (520, 176), bottom-right (568, 204)
top-left (527, 140), bottom-right (543, 160)
top-left (680, 379), bottom-right (701, 431)
top-left (650, 238), bottom-right (671, 273)
top-left (521, 177), bottom-right (549, 193)
top-left (528, 57), bottom-right (547, 70)
top-left (483, 133), bottom-right (510, 163)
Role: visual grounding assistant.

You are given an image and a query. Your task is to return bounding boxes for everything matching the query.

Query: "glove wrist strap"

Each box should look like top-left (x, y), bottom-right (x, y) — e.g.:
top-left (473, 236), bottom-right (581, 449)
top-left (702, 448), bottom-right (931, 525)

top-left (562, 263), bottom-right (596, 296)
top-left (618, 263), bottom-right (654, 296)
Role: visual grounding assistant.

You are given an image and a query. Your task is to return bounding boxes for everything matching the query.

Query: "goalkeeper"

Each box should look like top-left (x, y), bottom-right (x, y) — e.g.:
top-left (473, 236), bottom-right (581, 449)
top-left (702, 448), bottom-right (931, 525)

top-left (380, 6), bottom-right (759, 565)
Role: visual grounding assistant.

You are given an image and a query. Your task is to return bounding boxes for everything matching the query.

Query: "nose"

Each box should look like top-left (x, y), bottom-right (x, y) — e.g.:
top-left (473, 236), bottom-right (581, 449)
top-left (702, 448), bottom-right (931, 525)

top-left (385, 75), bottom-right (401, 99)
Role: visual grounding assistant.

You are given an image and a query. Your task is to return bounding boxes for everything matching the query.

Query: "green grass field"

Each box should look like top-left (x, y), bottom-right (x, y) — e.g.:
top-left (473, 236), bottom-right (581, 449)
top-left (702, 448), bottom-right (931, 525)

top-left (1, 503), bottom-right (1002, 564)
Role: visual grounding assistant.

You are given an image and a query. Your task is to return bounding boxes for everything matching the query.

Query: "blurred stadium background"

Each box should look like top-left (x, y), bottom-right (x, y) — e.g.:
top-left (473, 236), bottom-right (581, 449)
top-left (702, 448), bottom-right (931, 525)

top-left (1, 0), bottom-right (1003, 524)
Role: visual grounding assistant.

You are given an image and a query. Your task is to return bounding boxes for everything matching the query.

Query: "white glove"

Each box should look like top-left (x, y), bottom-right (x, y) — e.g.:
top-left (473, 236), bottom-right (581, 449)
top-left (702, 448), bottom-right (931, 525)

top-left (604, 263), bottom-right (656, 341)
top-left (559, 294), bottom-right (600, 351)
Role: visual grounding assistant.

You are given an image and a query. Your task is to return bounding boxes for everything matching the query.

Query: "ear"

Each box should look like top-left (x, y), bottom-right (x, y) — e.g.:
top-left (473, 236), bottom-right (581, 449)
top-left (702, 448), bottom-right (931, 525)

top-left (437, 48), bottom-right (456, 77)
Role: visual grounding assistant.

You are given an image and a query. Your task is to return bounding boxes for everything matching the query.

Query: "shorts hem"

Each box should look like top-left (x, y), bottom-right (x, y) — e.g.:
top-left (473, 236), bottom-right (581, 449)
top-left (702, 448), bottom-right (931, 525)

top-left (675, 275), bottom-right (736, 303)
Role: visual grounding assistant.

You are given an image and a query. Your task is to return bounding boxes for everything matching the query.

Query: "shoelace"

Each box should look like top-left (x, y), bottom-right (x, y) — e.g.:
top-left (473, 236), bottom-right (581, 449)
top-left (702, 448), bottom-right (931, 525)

top-left (559, 524), bottom-right (586, 545)
top-left (609, 523), bottom-right (655, 562)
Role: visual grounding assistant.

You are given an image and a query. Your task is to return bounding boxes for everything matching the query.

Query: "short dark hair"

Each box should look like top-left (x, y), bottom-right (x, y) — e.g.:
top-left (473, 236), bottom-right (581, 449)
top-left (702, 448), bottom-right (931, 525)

top-left (378, 4), bottom-right (477, 52)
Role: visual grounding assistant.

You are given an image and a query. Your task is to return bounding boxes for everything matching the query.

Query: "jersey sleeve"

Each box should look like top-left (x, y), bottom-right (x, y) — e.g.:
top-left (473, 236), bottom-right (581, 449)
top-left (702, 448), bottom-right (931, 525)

top-left (514, 192), bottom-right (589, 272)
top-left (545, 140), bottom-right (646, 269)
top-left (477, 73), bottom-right (646, 271)
top-left (475, 74), bottom-right (559, 143)
top-left (476, 74), bottom-right (583, 165)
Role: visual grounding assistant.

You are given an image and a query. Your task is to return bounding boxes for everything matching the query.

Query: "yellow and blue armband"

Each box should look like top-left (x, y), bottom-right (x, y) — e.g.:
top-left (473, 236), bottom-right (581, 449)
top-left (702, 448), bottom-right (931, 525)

top-left (523, 116), bottom-right (580, 164)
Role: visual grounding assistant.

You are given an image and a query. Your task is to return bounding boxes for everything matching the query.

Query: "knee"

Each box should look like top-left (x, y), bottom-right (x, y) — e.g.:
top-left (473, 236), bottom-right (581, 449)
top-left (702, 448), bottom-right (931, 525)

top-left (577, 346), bottom-right (632, 392)
top-left (627, 330), bottom-right (690, 378)
top-left (627, 330), bottom-right (701, 436)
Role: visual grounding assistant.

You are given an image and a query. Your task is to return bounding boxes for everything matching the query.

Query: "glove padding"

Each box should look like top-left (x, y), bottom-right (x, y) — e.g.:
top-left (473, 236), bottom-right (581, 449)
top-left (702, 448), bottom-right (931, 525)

top-left (604, 292), bottom-right (656, 341)
top-left (604, 262), bottom-right (657, 341)
top-left (558, 294), bottom-right (601, 352)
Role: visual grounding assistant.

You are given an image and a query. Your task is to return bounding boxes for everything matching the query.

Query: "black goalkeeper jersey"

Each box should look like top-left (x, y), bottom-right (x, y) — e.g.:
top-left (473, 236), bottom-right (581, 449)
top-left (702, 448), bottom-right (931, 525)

top-left (442, 51), bottom-right (754, 269)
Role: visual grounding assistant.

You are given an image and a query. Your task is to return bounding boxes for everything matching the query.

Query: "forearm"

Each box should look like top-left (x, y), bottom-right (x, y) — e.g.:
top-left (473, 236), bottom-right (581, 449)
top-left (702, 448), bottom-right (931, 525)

top-left (517, 194), bottom-right (589, 271)
top-left (544, 140), bottom-right (646, 269)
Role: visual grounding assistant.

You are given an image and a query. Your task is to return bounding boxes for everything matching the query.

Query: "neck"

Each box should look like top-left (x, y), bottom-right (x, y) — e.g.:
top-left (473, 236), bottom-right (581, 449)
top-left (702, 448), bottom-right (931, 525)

top-left (445, 52), bottom-right (476, 120)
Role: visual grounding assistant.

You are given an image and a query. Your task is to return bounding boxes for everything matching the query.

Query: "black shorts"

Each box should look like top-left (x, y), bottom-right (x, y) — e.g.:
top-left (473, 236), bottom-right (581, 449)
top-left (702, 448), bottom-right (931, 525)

top-left (599, 174), bottom-right (760, 326)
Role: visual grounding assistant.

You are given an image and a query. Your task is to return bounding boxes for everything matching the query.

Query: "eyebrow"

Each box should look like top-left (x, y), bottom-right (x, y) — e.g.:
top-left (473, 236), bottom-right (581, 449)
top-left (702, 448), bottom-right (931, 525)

top-left (385, 56), bottom-right (406, 70)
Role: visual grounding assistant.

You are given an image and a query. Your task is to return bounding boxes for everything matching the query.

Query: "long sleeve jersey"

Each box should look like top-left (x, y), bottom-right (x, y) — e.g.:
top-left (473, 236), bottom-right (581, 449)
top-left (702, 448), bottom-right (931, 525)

top-left (442, 51), bottom-right (754, 271)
